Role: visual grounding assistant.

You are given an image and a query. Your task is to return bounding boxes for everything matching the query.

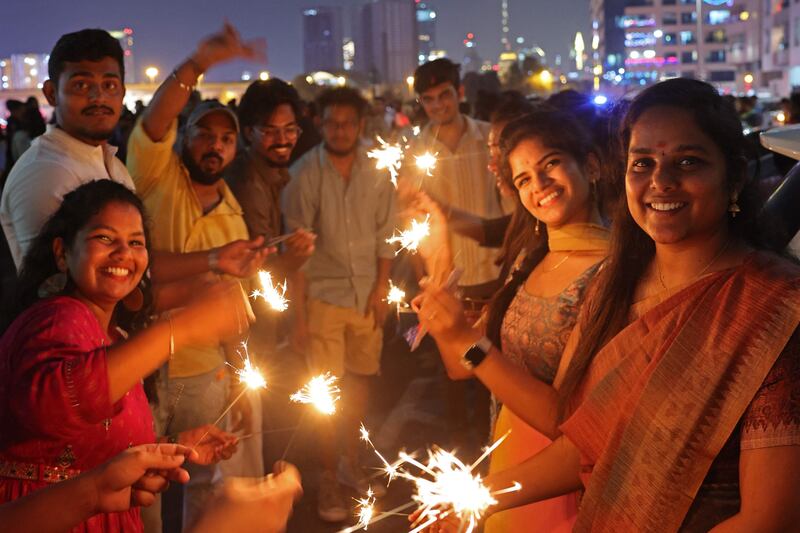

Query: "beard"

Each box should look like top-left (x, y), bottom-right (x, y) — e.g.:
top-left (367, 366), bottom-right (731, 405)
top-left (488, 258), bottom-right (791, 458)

top-left (262, 143), bottom-right (294, 168)
top-left (181, 148), bottom-right (226, 185)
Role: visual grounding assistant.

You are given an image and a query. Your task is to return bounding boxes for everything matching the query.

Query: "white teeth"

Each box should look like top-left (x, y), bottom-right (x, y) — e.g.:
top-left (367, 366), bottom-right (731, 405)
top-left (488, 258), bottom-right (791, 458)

top-left (104, 267), bottom-right (130, 276)
top-left (539, 190), bottom-right (561, 206)
top-left (650, 202), bottom-right (685, 211)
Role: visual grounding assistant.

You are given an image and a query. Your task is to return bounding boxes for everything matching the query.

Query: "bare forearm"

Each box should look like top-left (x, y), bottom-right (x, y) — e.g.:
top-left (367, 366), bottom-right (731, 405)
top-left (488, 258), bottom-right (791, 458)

top-left (486, 435), bottom-right (582, 516)
top-left (476, 351), bottom-right (561, 438)
top-left (106, 320), bottom-right (173, 402)
top-left (142, 58), bottom-right (204, 142)
top-left (0, 470), bottom-right (96, 533)
top-left (150, 250), bottom-right (212, 284)
top-left (152, 273), bottom-right (215, 311)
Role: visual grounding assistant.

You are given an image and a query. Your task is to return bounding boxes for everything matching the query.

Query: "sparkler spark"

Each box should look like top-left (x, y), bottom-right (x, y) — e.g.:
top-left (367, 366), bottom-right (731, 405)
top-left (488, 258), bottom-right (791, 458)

top-left (385, 280), bottom-right (407, 310)
top-left (367, 136), bottom-right (404, 188)
top-left (251, 270), bottom-right (289, 312)
top-left (361, 431), bottom-right (519, 533)
top-left (360, 423), bottom-right (399, 482)
top-left (354, 488), bottom-right (376, 530)
top-left (414, 151), bottom-right (438, 176)
top-left (386, 215), bottom-right (430, 255)
top-left (290, 373), bottom-right (341, 415)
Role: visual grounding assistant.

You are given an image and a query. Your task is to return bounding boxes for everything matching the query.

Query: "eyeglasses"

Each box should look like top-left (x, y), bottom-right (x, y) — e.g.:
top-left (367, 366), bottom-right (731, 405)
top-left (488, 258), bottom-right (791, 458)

top-left (253, 125), bottom-right (303, 140)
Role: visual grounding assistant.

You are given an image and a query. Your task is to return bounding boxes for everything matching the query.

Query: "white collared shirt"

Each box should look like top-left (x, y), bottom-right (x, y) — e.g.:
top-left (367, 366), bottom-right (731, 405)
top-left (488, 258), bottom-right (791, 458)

top-left (0, 126), bottom-right (135, 269)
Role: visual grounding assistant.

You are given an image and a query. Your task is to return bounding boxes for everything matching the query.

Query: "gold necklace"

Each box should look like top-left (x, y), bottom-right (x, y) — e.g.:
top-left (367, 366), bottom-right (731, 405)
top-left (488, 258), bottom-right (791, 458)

top-left (541, 252), bottom-right (573, 273)
top-left (656, 239), bottom-right (730, 291)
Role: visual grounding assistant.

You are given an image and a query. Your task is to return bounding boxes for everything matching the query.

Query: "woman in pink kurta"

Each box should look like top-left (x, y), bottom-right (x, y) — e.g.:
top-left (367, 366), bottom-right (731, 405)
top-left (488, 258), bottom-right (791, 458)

top-left (0, 296), bottom-right (155, 532)
top-left (0, 180), bottom-right (250, 532)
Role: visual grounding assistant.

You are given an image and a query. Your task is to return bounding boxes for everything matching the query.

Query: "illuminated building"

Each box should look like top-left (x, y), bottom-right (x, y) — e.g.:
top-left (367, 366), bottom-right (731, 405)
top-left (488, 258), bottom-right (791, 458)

top-left (416, 1), bottom-right (438, 65)
top-left (761, 0), bottom-right (800, 96)
top-left (355, 0), bottom-right (416, 84)
top-left (303, 6), bottom-right (344, 73)
top-left (108, 28), bottom-right (135, 83)
top-left (594, 0), bottom-right (761, 92)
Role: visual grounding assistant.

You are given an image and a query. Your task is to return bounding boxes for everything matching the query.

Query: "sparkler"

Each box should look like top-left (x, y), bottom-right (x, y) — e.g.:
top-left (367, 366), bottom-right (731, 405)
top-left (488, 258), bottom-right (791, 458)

top-left (367, 136), bottom-right (404, 188)
top-left (386, 215), bottom-right (430, 255)
top-left (290, 373), bottom-right (341, 415)
top-left (194, 343), bottom-right (267, 447)
top-left (355, 430), bottom-right (520, 532)
top-left (251, 270), bottom-right (289, 312)
top-left (414, 151), bottom-right (438, 177)
top-left (354, 488), bottom-right (376, 530)
top-left (385, 280), bottom-right (408, 318)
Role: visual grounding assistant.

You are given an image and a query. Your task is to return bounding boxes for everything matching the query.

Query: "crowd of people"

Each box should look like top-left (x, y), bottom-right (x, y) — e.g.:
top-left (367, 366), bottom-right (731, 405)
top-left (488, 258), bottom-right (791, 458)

top-left (0, 20), bottom-right (798, 533)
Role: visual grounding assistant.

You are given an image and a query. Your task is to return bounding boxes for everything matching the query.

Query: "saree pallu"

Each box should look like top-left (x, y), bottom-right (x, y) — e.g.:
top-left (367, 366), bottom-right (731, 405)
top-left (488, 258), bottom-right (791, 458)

top-left (559, 252), bottom-right (800, 532)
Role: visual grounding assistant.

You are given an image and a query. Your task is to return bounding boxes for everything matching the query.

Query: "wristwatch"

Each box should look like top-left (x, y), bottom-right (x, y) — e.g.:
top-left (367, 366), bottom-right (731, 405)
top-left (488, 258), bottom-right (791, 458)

top-left (460, 336), bottom-right (493, 371)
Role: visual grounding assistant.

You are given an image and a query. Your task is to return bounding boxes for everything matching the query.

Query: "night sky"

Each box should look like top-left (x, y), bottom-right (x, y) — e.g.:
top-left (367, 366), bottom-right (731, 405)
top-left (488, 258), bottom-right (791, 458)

top-left (1, 0), bottom-right (590, 83)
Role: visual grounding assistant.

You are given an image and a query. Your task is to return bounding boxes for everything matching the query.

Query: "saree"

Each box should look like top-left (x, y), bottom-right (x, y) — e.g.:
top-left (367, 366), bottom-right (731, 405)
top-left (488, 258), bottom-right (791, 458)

top-left (559, 252), bottom-right (800, 532)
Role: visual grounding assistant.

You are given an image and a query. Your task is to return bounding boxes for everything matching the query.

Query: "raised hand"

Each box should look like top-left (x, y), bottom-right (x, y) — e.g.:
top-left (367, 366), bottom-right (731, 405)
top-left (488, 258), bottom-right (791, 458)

top-left (191, 21), bottom-right (267, 72)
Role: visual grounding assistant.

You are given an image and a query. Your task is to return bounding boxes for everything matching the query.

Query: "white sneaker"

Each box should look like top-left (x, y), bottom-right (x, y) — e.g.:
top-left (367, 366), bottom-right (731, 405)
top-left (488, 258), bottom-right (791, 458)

top-left (338, 457), bottom-right (387, 498)
top-left (318, 470), bottom-right (348, 522)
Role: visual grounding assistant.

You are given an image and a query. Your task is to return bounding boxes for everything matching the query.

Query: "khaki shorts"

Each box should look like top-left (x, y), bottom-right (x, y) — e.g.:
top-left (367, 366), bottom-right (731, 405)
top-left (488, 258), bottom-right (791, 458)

top-left (306, 298), bottom-right (382, 376)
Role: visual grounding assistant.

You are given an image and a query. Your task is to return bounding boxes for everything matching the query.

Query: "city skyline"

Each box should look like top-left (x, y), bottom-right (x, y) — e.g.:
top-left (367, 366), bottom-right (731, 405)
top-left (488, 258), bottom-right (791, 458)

top-left (1, 0), bottom-right (590, 83)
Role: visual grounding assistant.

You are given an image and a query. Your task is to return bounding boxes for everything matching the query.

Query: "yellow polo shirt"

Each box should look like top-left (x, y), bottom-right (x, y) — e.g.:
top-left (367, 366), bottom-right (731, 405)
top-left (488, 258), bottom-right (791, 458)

top-left (127, 119), bottom-right (249, 378)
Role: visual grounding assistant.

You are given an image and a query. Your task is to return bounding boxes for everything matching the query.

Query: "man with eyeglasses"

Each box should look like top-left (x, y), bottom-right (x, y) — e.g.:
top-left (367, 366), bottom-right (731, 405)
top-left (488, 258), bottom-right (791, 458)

top-left (283, 87), bottom-right (396, 523)
top-left (226, 78), bottom-right (314, 268)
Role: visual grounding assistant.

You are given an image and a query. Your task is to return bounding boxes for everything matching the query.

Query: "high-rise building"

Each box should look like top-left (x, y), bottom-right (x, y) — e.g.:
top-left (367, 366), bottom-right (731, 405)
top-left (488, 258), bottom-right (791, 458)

top-left (501, 0), bottom-right (511, 51)
top-left (356, 0), bottom-right (416, 84)
top-left (4, 54), bottom-right (49, 89)
top-left (108, 28), bottom-right (135, 83)
top-left (416, 1), bottom-right (438, 65)
top-left (761, 1), bottom-right (800, 96)
top-left (594, 0), bottom-right (760, 93)
top-left (303, 6), bottom-right (344, 73)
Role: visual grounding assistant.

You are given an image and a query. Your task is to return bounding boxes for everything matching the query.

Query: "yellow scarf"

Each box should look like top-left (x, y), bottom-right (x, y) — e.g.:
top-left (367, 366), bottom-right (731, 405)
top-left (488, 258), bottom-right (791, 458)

top-left (547, 223), bottom-right (610, 252)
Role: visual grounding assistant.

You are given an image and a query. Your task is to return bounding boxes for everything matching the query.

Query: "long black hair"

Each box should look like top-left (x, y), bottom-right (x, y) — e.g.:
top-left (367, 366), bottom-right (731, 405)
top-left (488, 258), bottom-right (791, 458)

top-left (558, 78), bottom-right (760, 412)
top-left (3, 180), bottom-right (153, 333)
top-left (485, 108), bottom-right (599, 347)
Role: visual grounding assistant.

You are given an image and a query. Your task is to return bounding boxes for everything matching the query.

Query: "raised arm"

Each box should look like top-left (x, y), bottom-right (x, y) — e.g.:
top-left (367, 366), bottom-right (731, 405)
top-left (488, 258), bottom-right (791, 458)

top-left (141, 22), bottom-right (265, 143)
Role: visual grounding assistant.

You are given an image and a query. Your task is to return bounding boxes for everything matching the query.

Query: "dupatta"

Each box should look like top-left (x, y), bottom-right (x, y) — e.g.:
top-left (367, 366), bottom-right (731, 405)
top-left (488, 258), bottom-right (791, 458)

top-left (559, 252), bottom-right (800, 532)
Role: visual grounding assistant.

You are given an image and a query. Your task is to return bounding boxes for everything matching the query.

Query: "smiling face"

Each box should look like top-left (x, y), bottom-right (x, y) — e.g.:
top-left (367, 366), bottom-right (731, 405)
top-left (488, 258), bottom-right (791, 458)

top-left (508, 137), bottom-right (595, 229)
top-left (626, 106), bottom-right (732, 246)
top-left (417, 81), bottom-right (461, 126)
top-left (43, 57), bottom-right (124, 146)
top-left (56, 201), bottom-right (148, 313)
top-left (247, 103), bottom-right (299, 167)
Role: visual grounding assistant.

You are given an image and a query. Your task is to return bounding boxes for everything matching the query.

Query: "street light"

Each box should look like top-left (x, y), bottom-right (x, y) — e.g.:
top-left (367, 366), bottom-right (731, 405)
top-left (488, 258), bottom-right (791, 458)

top-left (259, 71), bottom-right (270, 81)
top-left (145, 66), bottom-right (158, 84)
top-left (406, 75), bottom-right (415, 94)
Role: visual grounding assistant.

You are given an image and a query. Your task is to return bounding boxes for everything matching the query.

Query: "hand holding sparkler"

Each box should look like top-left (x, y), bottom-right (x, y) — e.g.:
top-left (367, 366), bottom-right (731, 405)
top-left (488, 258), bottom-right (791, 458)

top-left (173, 424), bottom-right (239, 465)
top-left (173, 280), bottom-right (255, 346)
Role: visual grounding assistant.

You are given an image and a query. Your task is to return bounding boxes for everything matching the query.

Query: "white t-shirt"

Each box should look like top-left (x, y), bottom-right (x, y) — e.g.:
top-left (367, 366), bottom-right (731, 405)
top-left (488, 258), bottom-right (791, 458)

top-left (0, 126), bottom-right (135, 269)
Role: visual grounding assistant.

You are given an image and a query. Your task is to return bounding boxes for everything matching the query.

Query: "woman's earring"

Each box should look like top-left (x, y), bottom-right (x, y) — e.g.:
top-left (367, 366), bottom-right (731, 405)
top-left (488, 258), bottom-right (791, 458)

top-left (122, 281), bottom-right (145, 312)
top-left (728, 196), bottom-right (741, 218)
top-left (535, 218), bottom-right (541, 236)
top-left (38, 271), bottom-right (68, 298)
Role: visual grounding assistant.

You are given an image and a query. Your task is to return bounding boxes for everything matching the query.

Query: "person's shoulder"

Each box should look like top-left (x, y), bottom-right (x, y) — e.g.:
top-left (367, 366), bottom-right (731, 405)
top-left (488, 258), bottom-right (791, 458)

top-left (8, 296), bottom-right (93, 335)
top-left (467, 116), bottom-right (491, 136)
top-left (3, 145), bottom-right (76, 195)
top-left (289, 146), bottom-right (320, 178)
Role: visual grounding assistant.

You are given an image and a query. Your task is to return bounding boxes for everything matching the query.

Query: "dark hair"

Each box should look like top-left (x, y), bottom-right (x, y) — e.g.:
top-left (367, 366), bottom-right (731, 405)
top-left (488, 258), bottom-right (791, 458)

top-left (485, 109), bottom-right (598, 347)
top-left (558, 78), bottom-right (758, 413)
top-left (4, 180), bottom-right (152, 333)
top-left (316, 87), bottom-right (368, 118)
top-left (48, 29), bottom-right (125, 86)
top-left (414, 58), bottom-right (460, 94)
top-left (237, 78), bottom-right (301, 134)
top-left (5, 99), bottom-right (24, 113)
top-left (489, 91), bottom-right (535, 125)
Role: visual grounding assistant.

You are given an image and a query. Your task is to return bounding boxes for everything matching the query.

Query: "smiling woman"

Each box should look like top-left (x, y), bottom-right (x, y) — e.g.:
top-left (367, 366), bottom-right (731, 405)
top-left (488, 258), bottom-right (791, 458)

top-left (0, 180), bottom-right (250, 532)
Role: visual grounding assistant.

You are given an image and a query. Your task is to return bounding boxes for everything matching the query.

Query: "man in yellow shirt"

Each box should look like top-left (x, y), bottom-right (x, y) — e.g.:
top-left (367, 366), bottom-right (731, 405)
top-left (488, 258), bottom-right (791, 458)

top-left (127, 23), bottom-right (269, 529)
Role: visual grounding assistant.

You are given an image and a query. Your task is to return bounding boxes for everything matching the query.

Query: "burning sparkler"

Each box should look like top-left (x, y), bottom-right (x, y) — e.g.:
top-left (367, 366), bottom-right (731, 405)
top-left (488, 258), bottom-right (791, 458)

top-left (290, 373), bottom-right (341, 415)
top-left (195, 343), bottom-right (267, 446)
top-left (359, 423), bottom-right (399, 482)
top-left (386, 215), bottom-right (430, 255)
top-left (251, 270), bottom-right (289, 312)
top-left (414, 151), bottom-right (438, 177)
top-left (385, 280), bottom-right (408, 318)
top-left (367, 136), bottom-right (404, 188)
top-left (356, 430), bottom-right (520, 533)
top-left (354, 488), bottom-right (376, 530)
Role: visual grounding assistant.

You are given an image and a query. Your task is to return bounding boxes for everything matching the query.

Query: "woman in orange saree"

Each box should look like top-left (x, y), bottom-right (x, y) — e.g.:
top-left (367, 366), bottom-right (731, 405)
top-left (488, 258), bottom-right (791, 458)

top-left (416, 78), bottom-right (800, 532)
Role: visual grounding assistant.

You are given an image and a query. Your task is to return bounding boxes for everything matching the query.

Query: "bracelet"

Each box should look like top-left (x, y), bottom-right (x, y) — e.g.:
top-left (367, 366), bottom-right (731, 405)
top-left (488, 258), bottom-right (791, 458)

top-left (208, 249), bottom-right (222, 274)
top-left (168, 316), bottom-right (175, 358)
top-left (170, 70), bottom-right (195, 92)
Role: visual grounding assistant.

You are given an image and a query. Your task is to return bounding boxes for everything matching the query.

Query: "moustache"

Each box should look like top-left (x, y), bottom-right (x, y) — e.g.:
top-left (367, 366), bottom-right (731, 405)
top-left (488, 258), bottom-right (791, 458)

top-left (81, 106), bottom-right (115, 116)
top-left (201, 153), bottom-right (224, 164)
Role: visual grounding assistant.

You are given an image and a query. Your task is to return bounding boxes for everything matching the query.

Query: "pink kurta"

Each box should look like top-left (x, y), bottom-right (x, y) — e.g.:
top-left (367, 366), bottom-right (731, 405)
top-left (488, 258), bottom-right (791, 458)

top-left (0, 296), bottom-right (155, 532)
